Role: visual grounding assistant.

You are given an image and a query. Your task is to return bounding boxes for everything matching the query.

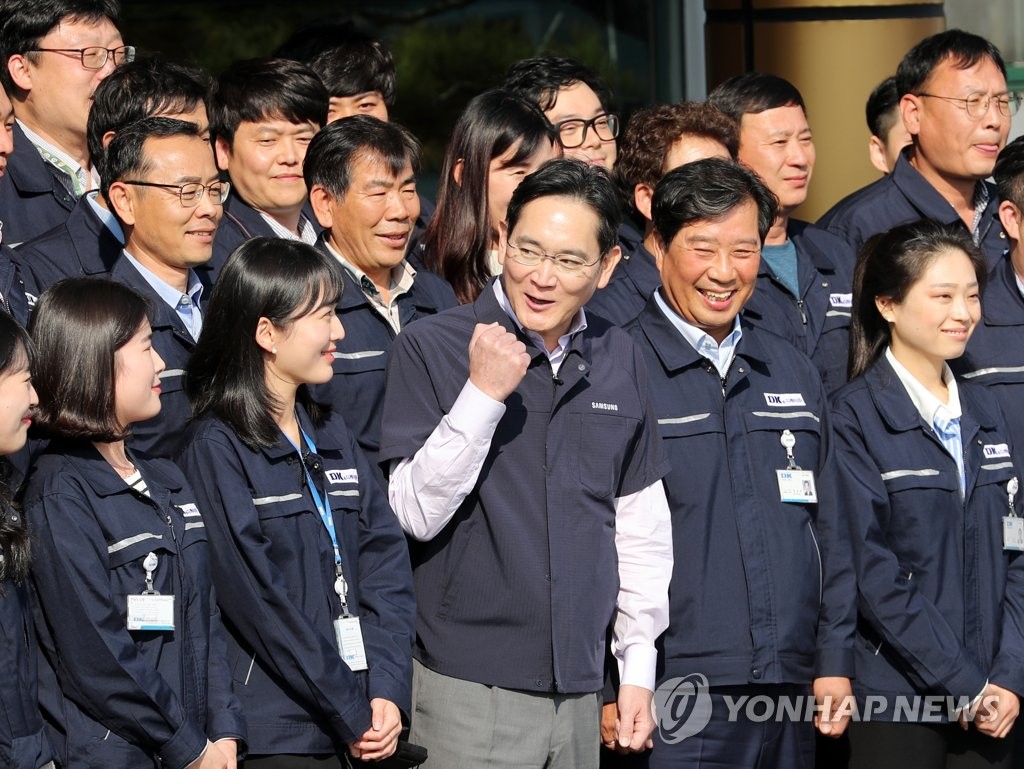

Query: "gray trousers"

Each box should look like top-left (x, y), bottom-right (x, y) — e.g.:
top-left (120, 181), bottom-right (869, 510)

top-left (410, 659), bottom-right (601, 769)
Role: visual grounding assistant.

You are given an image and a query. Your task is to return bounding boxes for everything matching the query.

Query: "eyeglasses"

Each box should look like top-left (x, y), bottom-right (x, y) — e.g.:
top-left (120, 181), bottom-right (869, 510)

top-left (916, 91), bottom-right (1021, 119)
top-left (506, 241), bottom-right (602, 275)
top-left (552, 113), bottom-right (620, 148)
top-left (122, 180), bottom-right (230, 208)
top-left (27, 45), bottom-right (135, 70)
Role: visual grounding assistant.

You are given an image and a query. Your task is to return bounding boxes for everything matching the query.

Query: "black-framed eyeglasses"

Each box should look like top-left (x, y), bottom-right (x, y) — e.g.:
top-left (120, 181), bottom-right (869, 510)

top-left (552, 113), bottom-right (620, 148)
top-left (916, 91), bottom-right (1021, 119)
top-left (506, 241), bottom-right (602, 275)
top-left (27, 45), bottom-right (135, 70)
top-left (122, 180), bottom-right (230, 208)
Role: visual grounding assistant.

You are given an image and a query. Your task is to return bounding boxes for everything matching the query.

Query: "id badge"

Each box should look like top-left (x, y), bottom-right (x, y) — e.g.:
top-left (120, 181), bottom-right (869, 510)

top-left (777, 469), bottom-right (817, 503)
top-left (334, 616), bottom-right (368, 671)
top-left (126, 594), bottom-right (175, 631)
top-left (1004, 516), bottom-right (1024, 551)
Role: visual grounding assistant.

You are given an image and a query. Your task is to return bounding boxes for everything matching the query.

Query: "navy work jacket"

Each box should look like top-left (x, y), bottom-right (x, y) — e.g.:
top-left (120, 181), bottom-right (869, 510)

top-left (0, 245), bottom-right (30, 325)
top-left (179, 406), bottom-right (415, 756)
top-left (212, 194), bottom-right (321, 277)
top-left (309, 253), bottom-right (457, 478)
top-left (951, 255), bottom-right (1024, 451)
top-left (379, 282), bottom-right (668, 694)
top-left (108, 255), bottom-right (209, 459)
top-left (627, 299), bottom-right (855, 686)
top-left (14, 195), bottom-right (122, 294)
top-left (586, 239), bottom-right (660, 327)
top-left (819, 150), bottom-right (1007, 268)
top-left (742, 219), bottom-right (855, 396)
top-left (0, 125), bottom-right (76, 246)
top-left (831, 359), bottom-right (1024, 719)
top-left (24, 443), bottom-right (244, 769)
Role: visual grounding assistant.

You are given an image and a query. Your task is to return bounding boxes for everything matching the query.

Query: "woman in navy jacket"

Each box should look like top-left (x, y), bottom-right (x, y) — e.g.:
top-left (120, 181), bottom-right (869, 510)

top-left (24, 279), bottom-right (244, 769)
top-left (179, 238), bottom-right (415, 767)
top-left (833, 221), bottom-right (1024, 768)
top-left (0, 312), bottom-right (53, 769)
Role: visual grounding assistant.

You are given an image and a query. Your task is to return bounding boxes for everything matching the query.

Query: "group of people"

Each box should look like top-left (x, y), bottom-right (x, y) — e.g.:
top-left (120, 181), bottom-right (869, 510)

top-left (0, 1), bottom-right (1023, 769)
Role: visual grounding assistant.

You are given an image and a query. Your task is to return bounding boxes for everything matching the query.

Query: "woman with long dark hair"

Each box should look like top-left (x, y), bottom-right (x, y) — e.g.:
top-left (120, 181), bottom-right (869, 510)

top-left (0, 312), bottom-right (53, 769)
top-left (419, 88), bottom-right (557, 303)
top-left (834, 220), bottom-right (1023, 768)
top-left (24, 279), bottom-right (242, 769)
top-left (180, 238), bottom-right (414, 767)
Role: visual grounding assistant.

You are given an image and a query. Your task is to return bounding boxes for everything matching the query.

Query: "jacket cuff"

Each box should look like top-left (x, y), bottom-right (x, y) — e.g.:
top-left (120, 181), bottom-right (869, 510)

top-left (814, 645), bottom-right (855, 679)
top-left (156, 719), bottom-right (209, 769)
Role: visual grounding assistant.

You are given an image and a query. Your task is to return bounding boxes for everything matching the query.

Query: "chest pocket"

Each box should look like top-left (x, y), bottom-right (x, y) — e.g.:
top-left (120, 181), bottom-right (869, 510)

top-left (332, 349), bottom-right (387, 375)
top-left (742, 410), bottom-right (823, 474)
top-left (576, 412), bottom-right (634, 498)
top-left (657, 412), bottom-right (725, 439)
top-left (106, 528), bottom-right (176, 598)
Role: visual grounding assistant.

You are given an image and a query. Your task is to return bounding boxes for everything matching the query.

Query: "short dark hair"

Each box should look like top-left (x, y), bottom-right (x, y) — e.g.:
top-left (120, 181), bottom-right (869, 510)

top-left (101, 116), bottom-right (202, 200)
top-left (304, 115), bottom-right (419, 198)
top-left (422, 89), bottom-right (555, 304)
top-left (503, 56), bottom-right (613, 113)
top-left (866, 76), bottom-right (901, 140)
top-left (849, 220), bottom-right (986, 379)
top-left (708, 72), bottom-right (806, 122)
top-left (995, 135), bottom-right (1024, 208)
top-left (895, 29), bottom-right (1006, 97)
top-left (207, 58), bottom-right (328, 147)
top-left (0, 310), bottom-right (33, 582)
top-left (615, 102), bottom-right (739, 208)
top-left (0, 0), bottom-right (120, 96)
top-left (87, 56), bottom-right (209, 179)
top-left (29, 278), bottom-right (150, 442)
top-left (275, 19), bottom-right (396, 105)
top-left (187, 237), bottom-right (344, 450)
top-left (506, 158), bottom-right (621, 256)
top-left (651, 157), bottom-right (778, 246)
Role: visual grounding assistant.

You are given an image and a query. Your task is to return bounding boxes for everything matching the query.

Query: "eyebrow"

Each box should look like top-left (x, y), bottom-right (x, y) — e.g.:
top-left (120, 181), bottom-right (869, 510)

top-left (928, 282), bottom-right (980, 288)
top-left (516, 234), bottom-right (591, 258)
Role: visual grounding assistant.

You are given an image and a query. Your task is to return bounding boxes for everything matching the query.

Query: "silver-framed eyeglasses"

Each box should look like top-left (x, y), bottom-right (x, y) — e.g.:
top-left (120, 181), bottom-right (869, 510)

top-left (506, 241), bottom-right (602, 275)
top-left (122, 180), bottom-right (230, 208)
top-left (552, 113), bottom-right (620, 148)
top-left (28, 44), bottom-right (135, 70)
top-left (916, 91), bottom-right (1021, 118)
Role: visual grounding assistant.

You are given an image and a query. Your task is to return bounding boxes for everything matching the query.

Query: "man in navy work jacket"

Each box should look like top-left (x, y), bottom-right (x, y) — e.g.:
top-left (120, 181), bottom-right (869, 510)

top-left (16, 57), bottom-right (209, 297)
top-left (103, 117), bottom-right (223, 458)
top-left (209, 57), bottom-right (327, 273)
top-left (626, 158), bottom-right (855, 768)
top-left (0, 87), bottom-right (32, 325)
top-left (819, 29), bottom-right (1013, 268)
top-left (379, 158), bottom-right (673, 769)
top-left (0, 0), bottom-right (130, 245)
top-left (953, 135), bottom-right (1024, 450)
top-left (710, 73), bottom-right (856, 396)
top-left (305, 116), bottom-right (456, 478)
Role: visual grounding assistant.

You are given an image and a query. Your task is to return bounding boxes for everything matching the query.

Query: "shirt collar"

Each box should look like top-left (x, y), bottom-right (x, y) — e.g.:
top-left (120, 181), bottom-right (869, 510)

top-left (85, 191), bottom-right (125, 244)
top-left (491, 278), bottom-right (587, 359)
top-left (324, 239), bottom-right (415, 300)
top-left (653, 289), bottom-right (742, 377)
top-left (121, 249), bottom-right (203, 310)
top-left (1014, 267), bottom-right (1024, 301)
top-left (884, 347), bottom-right (962, 426)
top-left (259, 212), bottom-right (318, 245)
top-left (17, 118), bottom-right (98, 190)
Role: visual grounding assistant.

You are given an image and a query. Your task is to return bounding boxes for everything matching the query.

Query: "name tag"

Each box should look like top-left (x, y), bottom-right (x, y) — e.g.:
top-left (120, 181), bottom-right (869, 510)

top-left (829, 293), bottom-right (853, 308)
top-left (127, 594), bottom-right (175, 631)
top-left (326, 468), bottom-right (358, 485)
top-left (1004, 516), bottom-right (1024, 551)
top-left (777, 469), bottom-right (817, 503)
top-left (985, 444), bottom-right (1011, 459)
top-left (177, 503), bottom-right (201, 518)
top-left (765, 393), bottom-right (806, 407)
top-left (334, 616), bottom-right (368, 671)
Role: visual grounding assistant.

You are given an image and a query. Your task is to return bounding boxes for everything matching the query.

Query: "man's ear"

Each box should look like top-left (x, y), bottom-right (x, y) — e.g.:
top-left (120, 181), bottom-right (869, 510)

top-left (107, 182), bottom-right (136, 226)
top-left (214, 136), bottom-right (232, 172)
top-left (868, 137), bottom-right (890, 175)
top-left (900, 93), bottom-right (922, 138)
top-left (308, 184), bottom-right (335, 229)
top-left (634, 183), bottom-right (654, 222)
top-left (6, 55), bottom-right (32, 93)
top-left (999, 199), bottom-right (1022, 242)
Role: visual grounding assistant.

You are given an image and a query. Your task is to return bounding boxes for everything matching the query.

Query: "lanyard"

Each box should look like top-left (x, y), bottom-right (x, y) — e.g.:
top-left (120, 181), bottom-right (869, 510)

top-left (285, 425), bottom-right (350, 614)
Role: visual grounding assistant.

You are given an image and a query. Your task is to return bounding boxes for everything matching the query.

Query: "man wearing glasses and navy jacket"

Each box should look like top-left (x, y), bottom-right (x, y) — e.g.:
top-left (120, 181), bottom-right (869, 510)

top-left (0, 0), bottom-right (133, 244)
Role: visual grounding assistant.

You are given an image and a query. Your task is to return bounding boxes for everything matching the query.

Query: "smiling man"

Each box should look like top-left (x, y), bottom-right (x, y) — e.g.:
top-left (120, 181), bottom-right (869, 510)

top-left (379, 158), bottom-right (672, 769)
top-left (710, 73), bottom-right (856, 395)
top-left (0, 0), bottom-right (131, 244)
top-left (820, 30), bottom-right (1013, 268)
top-left (627, 158), bottom-right (854, 769)
top-left (304, 115), bottom-right (456, 477)
top-left (103, 117), bottom-right (224, 458)
top-left (209, 57), bottom-right (327, 274)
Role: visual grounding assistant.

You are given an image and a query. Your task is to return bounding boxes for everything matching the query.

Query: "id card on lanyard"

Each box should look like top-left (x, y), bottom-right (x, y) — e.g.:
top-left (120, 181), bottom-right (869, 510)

top-left (127, 551), bottom-right (175, 631)
top-left (291, 426), bottom-right (368, 671)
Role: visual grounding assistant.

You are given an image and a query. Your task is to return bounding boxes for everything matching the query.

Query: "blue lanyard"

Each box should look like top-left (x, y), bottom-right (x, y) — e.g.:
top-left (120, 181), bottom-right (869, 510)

top-left (285, 426), bottom-right (349, 612)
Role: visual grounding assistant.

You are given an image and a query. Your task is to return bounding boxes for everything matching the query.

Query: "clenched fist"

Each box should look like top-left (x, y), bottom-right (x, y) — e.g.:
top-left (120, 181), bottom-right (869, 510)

top-left (468, 322), bottom-right (531, 401)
